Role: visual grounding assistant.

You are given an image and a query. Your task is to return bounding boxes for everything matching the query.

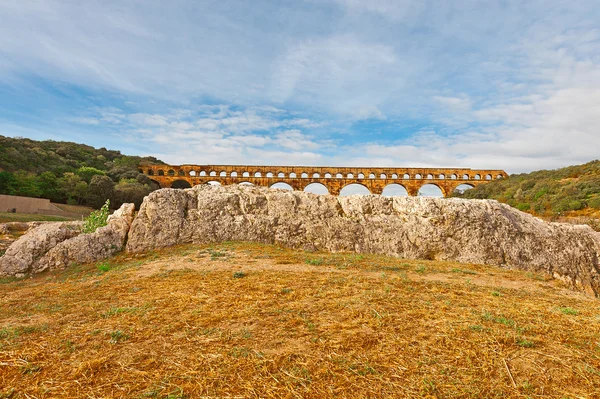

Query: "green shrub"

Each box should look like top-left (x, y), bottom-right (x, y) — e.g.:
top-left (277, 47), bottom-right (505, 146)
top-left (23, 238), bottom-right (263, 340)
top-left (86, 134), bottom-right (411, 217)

top-left (83, 199), bottom-right (110, 234)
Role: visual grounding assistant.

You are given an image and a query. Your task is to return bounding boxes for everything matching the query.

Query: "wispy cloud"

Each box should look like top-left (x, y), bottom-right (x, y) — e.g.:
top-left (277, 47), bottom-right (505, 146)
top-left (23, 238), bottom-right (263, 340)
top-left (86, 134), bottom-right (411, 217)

top-left (0, 0), bottom-right (599, 172)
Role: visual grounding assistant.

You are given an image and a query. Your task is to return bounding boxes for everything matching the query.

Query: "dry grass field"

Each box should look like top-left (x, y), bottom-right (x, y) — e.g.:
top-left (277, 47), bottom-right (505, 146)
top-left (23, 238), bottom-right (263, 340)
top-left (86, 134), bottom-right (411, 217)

top-left (1, 242), bottom-right (599, 398)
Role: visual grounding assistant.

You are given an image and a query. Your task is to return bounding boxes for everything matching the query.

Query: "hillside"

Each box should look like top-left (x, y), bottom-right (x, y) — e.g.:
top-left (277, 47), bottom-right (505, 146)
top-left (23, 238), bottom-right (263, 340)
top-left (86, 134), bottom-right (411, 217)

top-left (1, 241), bottom-right (599, 398)
top-left (0, 136), bottom-right (163, 209)
top-left (453, 160), bottom-right (600, 220)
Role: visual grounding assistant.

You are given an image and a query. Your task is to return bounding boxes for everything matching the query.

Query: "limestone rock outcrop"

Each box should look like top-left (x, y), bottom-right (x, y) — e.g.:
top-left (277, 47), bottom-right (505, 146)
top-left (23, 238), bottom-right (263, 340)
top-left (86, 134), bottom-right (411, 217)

top-left (127, 185), bottom-right (600, 296)
top-left (0, 222), bottom-right (83, 277)
top-left (0, 203), bottom-right (135, 276)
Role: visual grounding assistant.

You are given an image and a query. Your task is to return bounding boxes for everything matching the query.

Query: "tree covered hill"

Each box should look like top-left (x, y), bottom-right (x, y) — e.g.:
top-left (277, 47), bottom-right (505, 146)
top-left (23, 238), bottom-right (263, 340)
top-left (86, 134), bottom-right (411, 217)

top-left (453, 160), bottom-right (600, 216)
top-left (0, 135), bottom-right (163, 208)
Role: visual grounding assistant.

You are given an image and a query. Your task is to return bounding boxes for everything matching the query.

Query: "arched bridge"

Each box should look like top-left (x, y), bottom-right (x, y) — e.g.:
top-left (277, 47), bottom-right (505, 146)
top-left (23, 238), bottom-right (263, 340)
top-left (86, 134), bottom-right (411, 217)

top-left (140, 164), bottom-right (508, 197)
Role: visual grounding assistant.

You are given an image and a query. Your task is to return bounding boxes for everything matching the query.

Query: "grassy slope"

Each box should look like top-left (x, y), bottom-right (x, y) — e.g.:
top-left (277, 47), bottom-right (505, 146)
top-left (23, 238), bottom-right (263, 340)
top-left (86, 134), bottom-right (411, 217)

top-left (454, 160), bottom-right (600, 221)
top-left (1, 242), bottom-right (599, 398)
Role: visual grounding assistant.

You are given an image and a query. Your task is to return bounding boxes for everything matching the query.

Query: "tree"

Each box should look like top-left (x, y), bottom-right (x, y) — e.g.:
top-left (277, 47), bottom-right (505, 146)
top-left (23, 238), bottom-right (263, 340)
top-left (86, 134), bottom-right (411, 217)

top-left (86, 175), bottom-right (115, 208)
top-left (11, 171), bottom-right (42, 198)
top-left (58, 172), bottom-right (84, 203)
top-left (76, 166), bottom-right (105, 183)
top-left (113, 178), bottom-right (151, 208)
top-left (38, 171), bottom-right (62, 202)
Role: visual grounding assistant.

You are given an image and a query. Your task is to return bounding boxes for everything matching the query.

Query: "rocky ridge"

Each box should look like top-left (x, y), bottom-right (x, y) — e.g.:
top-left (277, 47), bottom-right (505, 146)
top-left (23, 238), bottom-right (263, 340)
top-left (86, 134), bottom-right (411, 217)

top-left (2, 185), bottom-right (599, 296)
top-left (127, 185), bottom-right (600, 296)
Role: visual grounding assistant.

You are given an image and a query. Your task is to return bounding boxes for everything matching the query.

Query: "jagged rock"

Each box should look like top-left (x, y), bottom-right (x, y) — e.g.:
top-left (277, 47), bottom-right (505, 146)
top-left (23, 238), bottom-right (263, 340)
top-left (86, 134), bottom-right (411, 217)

top-left (0, 204), bottom-right (135, 276)
top-left (127, 185), bottom-right (600, 296)
top-left (35, 203), bottom-right (135, 273)
top-left (0, 222), bottom-right (83, 276)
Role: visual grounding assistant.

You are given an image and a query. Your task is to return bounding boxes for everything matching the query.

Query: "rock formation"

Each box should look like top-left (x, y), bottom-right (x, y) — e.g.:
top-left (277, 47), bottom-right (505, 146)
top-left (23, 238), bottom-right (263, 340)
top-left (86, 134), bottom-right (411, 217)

top-left (2, 185), bottom-right (599, 296)
top-left (127, 185), bottom-right (600, 296)
top-left (0, 203), bottom-right (135, 277)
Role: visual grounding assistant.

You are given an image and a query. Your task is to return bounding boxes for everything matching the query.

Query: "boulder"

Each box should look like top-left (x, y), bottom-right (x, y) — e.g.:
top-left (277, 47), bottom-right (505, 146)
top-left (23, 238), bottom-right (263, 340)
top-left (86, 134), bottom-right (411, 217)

top-left (126, 185), bottom-right (600, 296)
top-left (0, 204), bottom-right (135, 276)
top-left (0, 222), bottom-right (83, 276)
top-left (35, 203), bottom-right (135, 273)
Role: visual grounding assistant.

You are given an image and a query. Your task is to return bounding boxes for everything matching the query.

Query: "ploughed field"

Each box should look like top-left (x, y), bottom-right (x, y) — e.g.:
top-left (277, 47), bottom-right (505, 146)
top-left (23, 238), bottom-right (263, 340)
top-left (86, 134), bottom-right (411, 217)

top-left (1, 242), bottom-right (599, 398)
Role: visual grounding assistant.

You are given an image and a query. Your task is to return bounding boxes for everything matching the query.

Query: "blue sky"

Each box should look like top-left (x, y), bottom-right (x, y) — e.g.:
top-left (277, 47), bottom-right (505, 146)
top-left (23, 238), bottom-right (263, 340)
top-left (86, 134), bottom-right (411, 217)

top-left (1, 0), bottom-right (599, 174)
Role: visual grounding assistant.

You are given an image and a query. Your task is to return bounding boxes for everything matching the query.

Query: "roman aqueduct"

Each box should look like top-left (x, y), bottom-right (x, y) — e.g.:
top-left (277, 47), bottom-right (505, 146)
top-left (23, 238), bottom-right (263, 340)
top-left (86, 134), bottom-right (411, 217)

top-left (141, 164), bottom-right (507, 197)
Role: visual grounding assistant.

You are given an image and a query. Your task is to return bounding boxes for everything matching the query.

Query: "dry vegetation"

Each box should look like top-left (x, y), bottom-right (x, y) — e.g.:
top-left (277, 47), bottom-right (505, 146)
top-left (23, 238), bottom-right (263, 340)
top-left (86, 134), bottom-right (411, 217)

top-left (1, 242), bottom-right (599, 398)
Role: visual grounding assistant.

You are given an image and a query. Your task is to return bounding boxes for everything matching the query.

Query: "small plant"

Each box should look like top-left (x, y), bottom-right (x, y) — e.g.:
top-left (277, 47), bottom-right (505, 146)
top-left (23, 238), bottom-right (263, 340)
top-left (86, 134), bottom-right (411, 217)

top-left (415, 265), bottom-right (426, 273)
top-left (516, 338), bottom-right (534, 348)
top-left (559, 307), bottom-right (579, 315)
top-left (469, 325), bottom-right (483, 332)
top-left (491, 290), bottom-right (503, 297)
top-left (281, 288), bottom-right (292, 294)
top-left (97, 262), bottom-right (111, 273)
top-left (83, 199), bottom-right (110, 234)
top-left (233, 271), bottom-right (246, 278)
top-left (109, 330), bottom-right (129, 344)
top-left (305, 258), bottom-right (324, 266)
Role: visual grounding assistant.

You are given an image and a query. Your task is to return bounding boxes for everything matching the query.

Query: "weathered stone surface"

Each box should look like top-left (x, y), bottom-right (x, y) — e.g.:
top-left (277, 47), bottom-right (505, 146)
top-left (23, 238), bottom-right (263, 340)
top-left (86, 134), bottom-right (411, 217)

top-left (0, 204), bottom-right (135, 276)
top-left (35, 203), bottom-right (135, 273)
top-left (0, 222), bottom-right (83, 276)
top-left (127, 185), bottom-right (600, 296)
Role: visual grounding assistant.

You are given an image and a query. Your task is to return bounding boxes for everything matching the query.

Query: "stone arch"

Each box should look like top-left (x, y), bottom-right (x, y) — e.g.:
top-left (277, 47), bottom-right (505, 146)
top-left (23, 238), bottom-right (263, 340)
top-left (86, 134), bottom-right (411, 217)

top-left (324, 173), bottom-right (332, 178)
top-left (239, 182), bottom-right (253, 186)
top-left (391, 173), bottom-right (398, 179)
top-left (178, 170), bottom-right (185, 176)
top-left (497, 174), bottom-right (504, 179)
top-left (231, 171), bottom-right (238, 177)
top-left (243, 172), bottom-right (250, 177)
top-left (347, 173), bottom-right (354, 178)
top-left (426, 173), bottom-right (434, 179)
top-left (168, 169), bottom-right (175, 176)
top-left (171, 179), bottom-right (192, 189)
top-left (415, 174), bottom-right (422, 179)
top-left (403, 173), bottom-right (410, 179)
top-left (380, 173), bottom-right (386, 179)
top-left (220, 171), bottom-right (227, 177)
top-left (266, 172), bottom-right (274, 178)
top-left (438, 174), bottom-right (445, 179)
top-left (200, 171), bottom-right (207, 177)
top-left (358, 173), bottom-right (365, 179)
top-left (474, 174), bottom-right (481, 180)
top-left (210, 171), bottom-right (217, 177)
top-left (147, 169), bottom-right (155, 176)
top-left (418, 183), bottom-right (444, 197)
top-left (270, 182), bottom-right (293, 191)
top-left (158, 170), bottom-right (165, 176)
top-left (304, 183), bottom-right (329, 195)
top-left (149, 178), bottom-right (161, 188)
top-left (312, 173), bottom-right (320, 178)
top-left (453, 183), bottom-right (474, 195)
top-left (255, 172), bottom-right (262, 177)
top-left (207, 181), bottom-right (221, 186)
top-left (462, 174), bottom-right (469, 180)
top-left (340, 183), bottom-right (370, 196)
top-left (381, 183), bottom-right (409, 197)
top-left (277, 172), bottom-right (285, 178)
top-left (336, 173), bottom-right (343, 178)
top-left (290, 172), bottom-right (297, 178)
top-left (485, 174), bottom-right (492, 180)
top-left (450, 174), bottom-right (457, 180)
top-left (301, 172), bottom-right (309, 178)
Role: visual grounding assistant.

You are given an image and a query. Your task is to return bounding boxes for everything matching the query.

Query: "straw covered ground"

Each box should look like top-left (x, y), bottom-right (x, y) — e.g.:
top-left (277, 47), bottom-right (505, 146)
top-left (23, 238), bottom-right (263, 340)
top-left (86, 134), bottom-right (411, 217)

top-left (1, 242), bottom-right (599, 398)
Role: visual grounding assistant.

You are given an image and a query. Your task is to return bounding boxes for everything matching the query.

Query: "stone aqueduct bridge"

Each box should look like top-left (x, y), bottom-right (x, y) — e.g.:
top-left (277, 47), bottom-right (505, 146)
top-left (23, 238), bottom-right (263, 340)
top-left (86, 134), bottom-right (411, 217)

top-left (141, 164), bottom-right (508, 197)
